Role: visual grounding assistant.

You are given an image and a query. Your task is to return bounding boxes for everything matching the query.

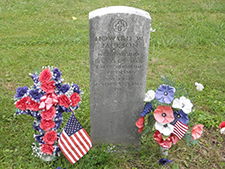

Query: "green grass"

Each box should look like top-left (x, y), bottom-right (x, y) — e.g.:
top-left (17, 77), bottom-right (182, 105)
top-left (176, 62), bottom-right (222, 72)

top-left (0, 0), bottom-right (224, 168)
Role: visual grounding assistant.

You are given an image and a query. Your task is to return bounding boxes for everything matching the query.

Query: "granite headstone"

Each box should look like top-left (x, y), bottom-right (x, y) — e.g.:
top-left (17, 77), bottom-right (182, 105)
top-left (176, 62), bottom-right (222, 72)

top-left (89, 6), bottom-right (151, 145)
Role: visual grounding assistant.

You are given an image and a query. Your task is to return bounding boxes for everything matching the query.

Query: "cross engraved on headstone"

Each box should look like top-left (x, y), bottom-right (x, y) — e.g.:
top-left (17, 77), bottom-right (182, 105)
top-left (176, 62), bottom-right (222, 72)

top-left (89, 6), bottom-right (151, 146)
top-left (113, 19), bottom-right (128, 32)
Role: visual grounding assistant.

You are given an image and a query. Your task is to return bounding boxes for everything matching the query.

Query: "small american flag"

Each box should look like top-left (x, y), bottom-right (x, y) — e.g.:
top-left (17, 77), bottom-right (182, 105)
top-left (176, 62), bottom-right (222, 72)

top-left (172, 120), bottom-right (188, 140)
top-left (58, 113), bottom-right (92, 164)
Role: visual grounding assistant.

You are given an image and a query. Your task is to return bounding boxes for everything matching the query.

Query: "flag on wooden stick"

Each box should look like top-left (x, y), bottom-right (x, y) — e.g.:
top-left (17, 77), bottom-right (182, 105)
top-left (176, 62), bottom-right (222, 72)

top-left (58, 113), bottom-right (92, 164)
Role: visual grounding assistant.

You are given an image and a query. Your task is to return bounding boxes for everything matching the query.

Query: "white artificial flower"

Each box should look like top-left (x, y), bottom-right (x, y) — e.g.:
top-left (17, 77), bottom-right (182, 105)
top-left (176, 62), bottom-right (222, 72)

top-left (143, 90), bottom-right (155, 102)
top-left (195, 82), bottom-right (204, 91)
top-left (155, 122), bottom-right (174, 136)
top-left (220, 128), bottom-right (225, 135)
top-left (172, 96), bottom-right (193, 114)
top-left (150, 27), bottom-right (156, 32)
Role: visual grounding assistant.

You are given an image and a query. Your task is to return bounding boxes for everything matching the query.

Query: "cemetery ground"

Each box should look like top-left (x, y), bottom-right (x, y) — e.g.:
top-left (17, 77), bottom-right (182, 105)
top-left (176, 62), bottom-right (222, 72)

top-left (0, 0), bottom-right (224, 168)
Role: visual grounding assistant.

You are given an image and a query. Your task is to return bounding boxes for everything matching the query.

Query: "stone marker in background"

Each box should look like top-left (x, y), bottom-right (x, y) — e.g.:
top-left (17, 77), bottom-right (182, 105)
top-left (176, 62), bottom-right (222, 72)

top-left (89, 6), bottom-right (151, 146)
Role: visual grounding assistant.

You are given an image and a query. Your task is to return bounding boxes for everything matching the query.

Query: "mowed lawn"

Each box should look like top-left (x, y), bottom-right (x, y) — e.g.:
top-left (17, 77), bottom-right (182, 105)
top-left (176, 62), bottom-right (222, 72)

top-left (0, 0), bottom-right (224, 168)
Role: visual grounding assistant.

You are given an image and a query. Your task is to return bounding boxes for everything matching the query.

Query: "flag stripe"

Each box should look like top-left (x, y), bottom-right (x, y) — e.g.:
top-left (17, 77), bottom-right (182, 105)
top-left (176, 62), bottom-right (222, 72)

top-left (61, 131), bottom-right (82, 159)
top-left (72, 133), bottom-right (88, 154)
top-left (58, 114), bottom-right (92, 164)
top-left (172, 121), bottom-right (188, 140)
top-left (58, 136), bottom-right (76, 164)
top-left (81, 129), bottom-right (92, 148)
top-left (58, 140), bottom-right (75, 164)
top-left (77, 130), bottom-right (90, 151)
top-left (59, 131), bottom-right (79, 163)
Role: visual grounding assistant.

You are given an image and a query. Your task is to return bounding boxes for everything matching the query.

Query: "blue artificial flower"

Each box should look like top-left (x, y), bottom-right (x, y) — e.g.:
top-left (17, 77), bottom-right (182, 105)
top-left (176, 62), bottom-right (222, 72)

top-left (155, 84), bottom-right (175, 104)
top-left (55, 112), bottom-right (63, 120)
top-left (158, 158), bottom-right (172, 165)
top-left (29, 89), bottom-right (42, 101)
top-left (53, 68), bottom-right (62, 81)
top-left (15, 86), bottom-right (29, 99)
top-left (56, 167), bottom-right (66, 169)
top-left (33, 121), bottom-right (43, 133)
top-left (34, 133), bottom-right (44, 143)
top-left (15, 109), bottom-right (27, 115)
top-left (54, 119), bottom-right (63, 130)
top-left (31, 74), bottom-right (39, 83)
top-left (55, 82), bottom-right (61, 90)
top-left (54, 145), bottom-right (61, 156)
top-left (170, 109), bottom-right (189, 125)
top-left (141, 102), bottom-right (153, 117)
top-left (72, 83), bottom-right (81, 94)
top-left (59, 84), bottom-right (70, 94)
top-left (57, 105), bottom-right (72, 113)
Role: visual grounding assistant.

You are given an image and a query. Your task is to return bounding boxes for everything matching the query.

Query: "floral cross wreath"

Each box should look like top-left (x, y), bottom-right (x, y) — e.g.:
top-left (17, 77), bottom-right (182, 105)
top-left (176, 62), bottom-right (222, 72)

top-left (136, 83), bottom-right (204, 150)
top-left (14, 66), bottom-right (82, 161)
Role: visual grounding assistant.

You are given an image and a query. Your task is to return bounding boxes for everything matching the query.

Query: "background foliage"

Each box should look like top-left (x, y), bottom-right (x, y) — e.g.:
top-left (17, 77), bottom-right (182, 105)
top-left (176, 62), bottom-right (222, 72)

top-left (0, 0), bottom-right (224, 168)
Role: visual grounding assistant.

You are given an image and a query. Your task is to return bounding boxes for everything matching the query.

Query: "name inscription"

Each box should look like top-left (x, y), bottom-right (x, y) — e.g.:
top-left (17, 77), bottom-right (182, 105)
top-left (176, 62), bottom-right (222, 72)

top-left (93, 34), bottom-right (145, 90)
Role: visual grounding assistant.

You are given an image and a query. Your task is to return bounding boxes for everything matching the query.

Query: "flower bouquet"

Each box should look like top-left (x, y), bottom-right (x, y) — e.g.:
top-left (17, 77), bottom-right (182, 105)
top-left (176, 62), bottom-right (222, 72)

top-left (14, 66), bottom-right (82, 161)
top-left (136, 78), bottom-right (204, 164)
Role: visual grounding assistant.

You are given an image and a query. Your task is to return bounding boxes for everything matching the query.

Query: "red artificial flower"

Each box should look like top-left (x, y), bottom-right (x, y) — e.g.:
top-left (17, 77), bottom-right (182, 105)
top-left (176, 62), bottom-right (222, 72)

top-left (43, 130), bottom-right (57, 145)
top-left (15, 96), bottom-right (30, 111)
top-left (191, 124), bottom-right (204, 140)
top-left (58, 94), bottom-right (70, 108)
top-left (136, 117), bottom-right (145, 128)
top-left (41, 80), bottom-right (55, 94)
top-left (26, 98), bottom-right (40, 111)
top-left (41, 107), bottom-right (56, 120)
top-left (39, 93), bottom-right (58, 110)
top-left (41, 144), bottom-right (54, 155)
top-left (153, 105), bottom-right (174, 124)
top-left (219, 121), bottom-right (225, 129)
top-left (39, 68), bottom-right (52, 83)
top-left (153, 130), bottom-right (172, 149)
top-left (170, 134), bottom-right (179, 145)
top-left (70, 93), bottom-right (81, 107)
top-left (136, 117), bottom-right (145, 133)
top-left (40, 119), bottom-right (55, 131)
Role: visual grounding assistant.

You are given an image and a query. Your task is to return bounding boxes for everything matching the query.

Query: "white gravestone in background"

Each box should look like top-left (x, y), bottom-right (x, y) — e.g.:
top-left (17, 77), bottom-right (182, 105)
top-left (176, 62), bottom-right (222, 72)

top-left (89, 6), bottom-right (151, 145)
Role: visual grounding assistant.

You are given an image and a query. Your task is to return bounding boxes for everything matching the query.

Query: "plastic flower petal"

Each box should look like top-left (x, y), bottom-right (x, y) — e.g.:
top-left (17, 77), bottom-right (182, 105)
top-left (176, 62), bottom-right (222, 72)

top-left (155, 84), bottom-right (175, 104)
top-left (219, 121), bottom-right (225, 129)
top-left (59, 84), bottom-right (70, 94)
top-left (15, 86), bottom-right (29, 99)
top-left (72, 83), bottom-right (82, 94)
top-left (140, 102), bottom-right (153, 117)
top-left (170, 109), bottom-right (189, 125)
top-left (220, 128), bottom-right (225, 135)
top-left (154, 105), bottom-right (174, 123)
top-left (153, 131), bottom-right (172, 149)
top-left (191, 124), bottom-right (204, 140)
top-left (52, 68), bottom-right (62, 81)
top-left (29, 89), bottom-right (42, 101)
top-left (155, 122), bottom-right (174, 136)
top-left (136, 117), bottom-right (145, 128)
top-left (39, 93), bottom-right (58, 110)
top-left (143, 90), bottom-right (155, 102)
top-left (41, 144), bottom-right (54, 155)
top-left (159, 158), bottom-right (172, 165)
top-left (172, 96), bottom-right (193, 114)
top-left (195, 82), bottom-right (204, 91)
top-left (136, 117), bottom-right (145, 133)
top-left (39, 68), bottom-right (52, 83)
top-left (43, 130), bottom-right (57, 144)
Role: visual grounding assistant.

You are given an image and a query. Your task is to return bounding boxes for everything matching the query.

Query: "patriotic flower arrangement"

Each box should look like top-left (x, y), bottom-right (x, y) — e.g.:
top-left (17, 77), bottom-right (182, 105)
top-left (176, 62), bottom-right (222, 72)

top-left (14, 66), bottom-right (82, 161)
top-left (136, 80), bottom-right (204, 164)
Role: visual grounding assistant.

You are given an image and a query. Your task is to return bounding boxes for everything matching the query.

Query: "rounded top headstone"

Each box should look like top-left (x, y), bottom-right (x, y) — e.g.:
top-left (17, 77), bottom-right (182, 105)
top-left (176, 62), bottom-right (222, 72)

top-left (89, 6), bottom-right (151, 20)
